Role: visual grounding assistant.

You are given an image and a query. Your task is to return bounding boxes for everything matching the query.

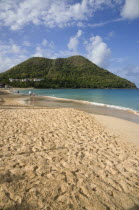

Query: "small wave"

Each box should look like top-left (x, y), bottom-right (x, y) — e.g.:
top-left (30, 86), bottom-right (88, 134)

top-left (44, 95), bottom-right (139, 116)
top-left (88, 101), bottom-right (139, 116)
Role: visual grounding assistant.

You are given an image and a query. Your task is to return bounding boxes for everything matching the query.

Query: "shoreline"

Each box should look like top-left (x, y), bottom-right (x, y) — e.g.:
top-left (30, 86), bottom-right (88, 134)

top-left (10, 88), bottom-right (139, 124)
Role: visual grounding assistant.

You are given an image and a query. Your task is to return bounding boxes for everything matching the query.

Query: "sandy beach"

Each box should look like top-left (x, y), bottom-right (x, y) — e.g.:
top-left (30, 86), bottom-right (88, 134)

top-left (0, 90), bottom-right (139, 210)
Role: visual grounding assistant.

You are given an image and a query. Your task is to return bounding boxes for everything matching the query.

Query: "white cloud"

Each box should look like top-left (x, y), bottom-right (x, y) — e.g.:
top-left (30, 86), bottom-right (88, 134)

top-left (68, 30), bottom-right (82, 51)
top-left (0, 56), bottom-right (27, 73)
top-left (85, 35), bottom-right (111, 68)
top-left (0, 41), bottom-right (25, 56)
top-left (121, 0), bottom-right (139, 19)
top-left (109, 65), bottom-right (139, 87)
top-left (0, 0), bottom-right (122, 30)
top-left (32, 39), bottom-right (54, 57)
top-left (109, 57), bottom-right (139, 87)
top-left (0, 0), bottom-right (88, 30)
top-left (126, 66), bottom-right (139, 77)
top-left (76, 30), bottom-right (83, 38)
top-left (88, 17), bottom-right (124, 28)
top-left (52, 50), bottom-right (77, 59)
top-left (0, 40), bottom-right (28, 72)
top-left (11, 44), bottom-right (21, 54)
top-left (33, 39), bottom-right (56, 57)
top-left (33, 46), bottom-right (44, 57)
top-left (68, 37), bottom-right (78, 51)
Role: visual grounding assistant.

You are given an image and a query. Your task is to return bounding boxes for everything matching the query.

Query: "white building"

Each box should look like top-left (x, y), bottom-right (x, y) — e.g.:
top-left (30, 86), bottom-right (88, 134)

top-left (9, 78), bottom-right (20, 82)
top-left (9, 78), bottom-right (44, 82)
top-left (33, 78), bottom-right (43, 82)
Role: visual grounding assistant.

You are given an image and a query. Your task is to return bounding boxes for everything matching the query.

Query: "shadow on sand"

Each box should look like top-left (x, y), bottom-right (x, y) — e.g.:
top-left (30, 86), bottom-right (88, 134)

top-left (4, 203), bottom-right (139, 210)
top-left (129, 206), bottom-right (139, 210)
top-left (5, 202), bottom-right (36, 210)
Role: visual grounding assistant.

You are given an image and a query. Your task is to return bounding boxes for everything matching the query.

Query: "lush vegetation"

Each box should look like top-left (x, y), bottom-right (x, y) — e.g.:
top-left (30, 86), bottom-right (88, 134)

top-left (0, 55), bottom-right (137, 88)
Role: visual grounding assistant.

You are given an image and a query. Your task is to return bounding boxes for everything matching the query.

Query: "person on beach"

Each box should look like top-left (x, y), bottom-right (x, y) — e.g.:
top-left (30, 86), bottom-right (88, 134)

top-left (29, 90), bottom-right (32, 96)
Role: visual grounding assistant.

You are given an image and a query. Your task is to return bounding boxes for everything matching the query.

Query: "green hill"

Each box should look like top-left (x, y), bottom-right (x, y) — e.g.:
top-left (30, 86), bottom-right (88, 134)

top-left (0, 55), bottom-right (137, 88)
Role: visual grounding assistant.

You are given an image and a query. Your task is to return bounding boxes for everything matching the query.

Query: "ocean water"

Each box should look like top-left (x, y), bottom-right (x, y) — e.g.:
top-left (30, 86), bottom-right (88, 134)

top-left (19, 89), bottom-right (139, 112)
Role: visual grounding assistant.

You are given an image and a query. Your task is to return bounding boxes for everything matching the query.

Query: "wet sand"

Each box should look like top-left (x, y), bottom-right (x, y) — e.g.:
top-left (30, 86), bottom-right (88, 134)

top-left (0, 90), bottom-right (139, 210)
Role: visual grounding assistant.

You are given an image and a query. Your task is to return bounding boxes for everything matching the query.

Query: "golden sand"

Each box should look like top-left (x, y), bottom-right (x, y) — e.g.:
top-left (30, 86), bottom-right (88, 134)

top-left (0, 91), bottom-right (139, 209)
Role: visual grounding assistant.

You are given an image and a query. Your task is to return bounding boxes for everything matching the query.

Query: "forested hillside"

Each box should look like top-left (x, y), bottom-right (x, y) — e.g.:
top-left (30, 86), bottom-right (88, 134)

top-left (0, 56), bottom-right (136, 88)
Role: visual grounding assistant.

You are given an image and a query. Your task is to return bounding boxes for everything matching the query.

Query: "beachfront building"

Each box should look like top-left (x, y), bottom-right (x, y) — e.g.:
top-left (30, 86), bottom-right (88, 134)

top-left (9, 78), bottom-right (44, 82)
top-left (33, 78), bottom-right (43, 82)
top-left (9, 78), bottom-right (20, 82)
top-left (21, 78), bottom-right (29, 82)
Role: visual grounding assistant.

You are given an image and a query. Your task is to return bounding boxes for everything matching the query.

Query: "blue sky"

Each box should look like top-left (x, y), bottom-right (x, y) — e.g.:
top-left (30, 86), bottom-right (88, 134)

top-left (0, 0), bottom-right (139, 86)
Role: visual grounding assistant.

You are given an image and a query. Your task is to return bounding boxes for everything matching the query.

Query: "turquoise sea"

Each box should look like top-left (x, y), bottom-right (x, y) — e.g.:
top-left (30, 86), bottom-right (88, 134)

top-left (19, 89), bottom-right (139, 112)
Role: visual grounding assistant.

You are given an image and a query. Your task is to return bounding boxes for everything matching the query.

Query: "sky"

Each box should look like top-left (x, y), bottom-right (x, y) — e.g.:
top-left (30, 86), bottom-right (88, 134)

top-left (0, 0), bottom-right (139, 87)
